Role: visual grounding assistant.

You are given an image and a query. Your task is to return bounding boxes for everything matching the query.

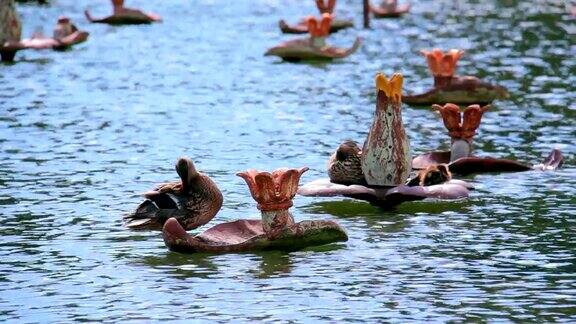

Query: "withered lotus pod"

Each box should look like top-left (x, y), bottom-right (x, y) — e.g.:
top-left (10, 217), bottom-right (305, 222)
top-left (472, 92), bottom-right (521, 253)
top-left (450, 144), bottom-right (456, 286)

top-left (267, 13), bottom-right (361, 62)
top-left (361, 73), bottom-right (411, 186)
top-left (370, 0), bottom-right (410, 18)
top-left (404, 49), bottom-right (508, 105)
top-left (84, 0), bottom-right (161, 25)
top-left (1, 16), bottom-right (89, 62)
top-left (279, 0), bottom-right (353, 34)
top-left (412, 104), bottom-right (564, 175)
top-left (162, 167), bottom-right (348, 254)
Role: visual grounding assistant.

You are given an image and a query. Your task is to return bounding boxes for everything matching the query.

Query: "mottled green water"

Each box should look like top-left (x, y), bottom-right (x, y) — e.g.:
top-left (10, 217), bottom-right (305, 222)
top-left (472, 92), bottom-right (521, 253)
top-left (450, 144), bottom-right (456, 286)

top-left (1, 0), bottom-right (574, 321)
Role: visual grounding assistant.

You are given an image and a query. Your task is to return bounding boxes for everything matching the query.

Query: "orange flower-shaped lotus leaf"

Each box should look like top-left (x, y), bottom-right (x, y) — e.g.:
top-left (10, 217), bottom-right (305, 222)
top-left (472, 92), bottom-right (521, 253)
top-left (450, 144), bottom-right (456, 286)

top-left (433, 104), bottom-right (490, 141)
top-left (316, 0), bottom-right (336, 14)
top-left (421, 49), bottom-right (464, 77)
top-left (237, 167), bottom-right (309, 211)
top-left (307, 13), bottom-right (332, 38)
top-left (462, 104), bottom-right (490, 139)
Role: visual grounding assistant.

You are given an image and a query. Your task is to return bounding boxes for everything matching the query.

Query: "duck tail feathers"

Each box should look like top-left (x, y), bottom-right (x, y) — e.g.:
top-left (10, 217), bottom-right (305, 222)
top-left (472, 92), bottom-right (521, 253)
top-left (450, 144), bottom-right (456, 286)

top-left (124, 200), bottom-right (163, 230)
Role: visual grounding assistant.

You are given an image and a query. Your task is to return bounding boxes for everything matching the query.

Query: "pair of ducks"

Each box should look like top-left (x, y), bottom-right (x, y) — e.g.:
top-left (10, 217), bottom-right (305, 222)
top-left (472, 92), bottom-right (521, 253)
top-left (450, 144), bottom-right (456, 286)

top-left (328, 140), bottom-right (452, 188)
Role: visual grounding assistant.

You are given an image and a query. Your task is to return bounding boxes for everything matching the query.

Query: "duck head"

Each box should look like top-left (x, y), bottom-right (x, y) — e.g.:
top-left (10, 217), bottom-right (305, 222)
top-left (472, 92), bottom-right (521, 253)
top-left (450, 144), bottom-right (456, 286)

top-left (432, 103), bottom-right (490, 162)
top-left (175, 157), bottom-right (199, 191)
top-left (336, 140), bottom-right (361, 162)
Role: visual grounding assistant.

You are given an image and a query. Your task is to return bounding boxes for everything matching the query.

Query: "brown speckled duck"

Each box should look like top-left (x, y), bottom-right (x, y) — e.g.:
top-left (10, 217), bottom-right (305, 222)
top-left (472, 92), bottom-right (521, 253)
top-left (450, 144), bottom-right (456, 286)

top-left (124, 157), bottom-right (223, 230)
top-left (406, 164), bottom-right (451, 187)
top-left (327, 140), bottom-right (365, 185)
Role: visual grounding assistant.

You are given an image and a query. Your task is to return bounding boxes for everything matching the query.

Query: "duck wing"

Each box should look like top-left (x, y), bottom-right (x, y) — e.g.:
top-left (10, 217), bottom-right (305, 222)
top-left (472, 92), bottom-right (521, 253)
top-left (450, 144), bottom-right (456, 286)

top-left (124, 202), bottom-right (190, 230)
top-left (124, 182), bottom-right (187, 230)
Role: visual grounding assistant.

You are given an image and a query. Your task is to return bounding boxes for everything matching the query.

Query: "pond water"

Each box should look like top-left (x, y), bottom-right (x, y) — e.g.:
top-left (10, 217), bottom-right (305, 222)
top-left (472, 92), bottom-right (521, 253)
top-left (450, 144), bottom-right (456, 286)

top-left (1, 0), bottom-right (575, 321)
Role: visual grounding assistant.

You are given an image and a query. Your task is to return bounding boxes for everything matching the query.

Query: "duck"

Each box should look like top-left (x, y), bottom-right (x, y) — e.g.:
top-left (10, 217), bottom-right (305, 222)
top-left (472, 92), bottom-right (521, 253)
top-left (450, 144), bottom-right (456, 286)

top-left (327, 140), bottom-right (366, 185)
top-left (124, 157), bottom-right (223, 230)
top-left (406, 164), bottom-right (451, 187)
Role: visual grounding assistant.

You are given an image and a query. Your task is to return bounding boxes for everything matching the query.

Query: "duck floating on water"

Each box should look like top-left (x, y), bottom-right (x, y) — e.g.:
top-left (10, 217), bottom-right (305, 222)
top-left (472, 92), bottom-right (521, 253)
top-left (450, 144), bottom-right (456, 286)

top-left (412, 103), bottom-right (564, 175)
top-left (85, 0), bottom-right (161, 25)
top-left (1, 13), bottom-right (89, 62)
top-left (266, 13), bottom-right (361, 62)
top-left (370, 0), bottom-right (410, 18)
top-left (404, 49), bottom-right (509, 106)
top-left (124, 157), bottom-right (223, 230)
top-left (300, 72), bottom-right (473, 207)
top-left (279, 0), bottom-right (354, 34)
top-left (406, 164), bottom-right (452, 187)
top-left (327, 140), bottom-right (365, 186)
top-left (162, 167), bottom-right (348, 254)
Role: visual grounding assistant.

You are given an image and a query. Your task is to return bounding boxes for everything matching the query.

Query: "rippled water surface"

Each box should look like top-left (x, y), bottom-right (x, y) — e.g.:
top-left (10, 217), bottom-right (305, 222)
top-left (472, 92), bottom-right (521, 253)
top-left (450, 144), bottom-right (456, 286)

top-left (1, 0), bottom-right (575, 321)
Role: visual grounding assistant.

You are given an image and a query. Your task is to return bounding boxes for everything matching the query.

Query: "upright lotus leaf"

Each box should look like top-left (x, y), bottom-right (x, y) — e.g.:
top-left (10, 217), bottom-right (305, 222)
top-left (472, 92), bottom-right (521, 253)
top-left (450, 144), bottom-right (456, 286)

top-left (238, 167), bottom-right (308, 212)
top-left (236, 169), bottom-right (260, 201)
top-left (433, 103), bottom-right (490, 143)
top-left (237, 167), bottom-right (309, 237)
top-left (361, 72), bottom-right (411, 186)
top-left (307, 13), bottom-right (332, 40)
top-left (316, 0), bottom-right (336, 14)
top-left (275, 167), bottom-right (309, 201)
top-left (422, 48), bottom-right (464, 77)
top-left (461, 104), bottom-right (490, 140)
top-left (432, 103), bottom-right (463, 139)
top-left (423, 49), bottom-right (442, 75)
top-left (319, 13), bottom-right (332, 36)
